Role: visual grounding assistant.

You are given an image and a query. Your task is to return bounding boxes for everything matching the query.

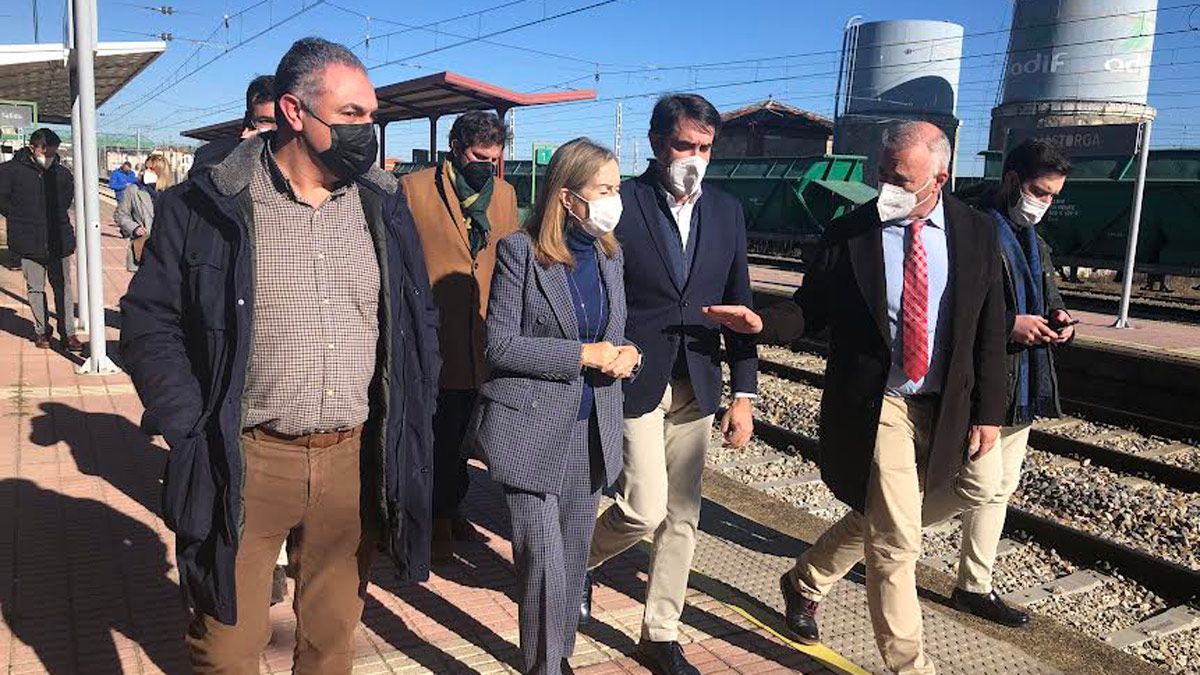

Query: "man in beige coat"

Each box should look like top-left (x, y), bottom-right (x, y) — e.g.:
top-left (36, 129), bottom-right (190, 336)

top-left (400, 111), bottom-right (519, 561)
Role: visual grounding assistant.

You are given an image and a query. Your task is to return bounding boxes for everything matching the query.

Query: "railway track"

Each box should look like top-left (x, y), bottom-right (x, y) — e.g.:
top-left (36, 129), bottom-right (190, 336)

top-left (1058, 288), bottom-right (1200, 325)
top-left (756, 352), bottom-right (1200, 493)
top-left (706, 348), bottom-right (1200, 670)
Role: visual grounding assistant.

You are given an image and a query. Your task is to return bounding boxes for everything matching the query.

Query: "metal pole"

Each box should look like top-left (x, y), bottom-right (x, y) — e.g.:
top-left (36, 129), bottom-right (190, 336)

top-left (429, 116), bottom-right (438, 164)
top-left (495, 107), bottom-right (508, 179)
top-left (530, 141), bottom-right (537, 206)
top-left (74, 0), bottom-right (119, 374)
top-left (614, 102), bottom-right (622, 170)
top-left (506, 108), bottom-right (515, 159)
top-left (70, 70), bottom-right (89, 336)
top-left (1114, 119), bottom-right (1153, 330)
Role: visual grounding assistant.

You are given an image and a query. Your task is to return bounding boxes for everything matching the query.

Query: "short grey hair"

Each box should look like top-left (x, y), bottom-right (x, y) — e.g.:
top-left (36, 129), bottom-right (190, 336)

top-left (274, 37), bottom-right (365, 108)
top-left (881, 121), bottom-right (951, 176)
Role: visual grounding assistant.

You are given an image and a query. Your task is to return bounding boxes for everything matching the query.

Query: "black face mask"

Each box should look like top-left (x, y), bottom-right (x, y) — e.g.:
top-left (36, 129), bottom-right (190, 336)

top-left (302, 103), bottom-right (377, 181)
top-left (458, 159), bottom-right (495, 192)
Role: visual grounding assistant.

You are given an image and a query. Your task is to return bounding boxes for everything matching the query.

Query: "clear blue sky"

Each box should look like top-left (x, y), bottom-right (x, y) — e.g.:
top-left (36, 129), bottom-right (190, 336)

top-left (4, 0), bottom-right (1199, 176)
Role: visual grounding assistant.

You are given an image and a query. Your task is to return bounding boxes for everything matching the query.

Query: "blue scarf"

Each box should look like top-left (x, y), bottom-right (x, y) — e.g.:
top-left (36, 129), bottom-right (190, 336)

top-left (992, 208), bottom-right (1055, 424)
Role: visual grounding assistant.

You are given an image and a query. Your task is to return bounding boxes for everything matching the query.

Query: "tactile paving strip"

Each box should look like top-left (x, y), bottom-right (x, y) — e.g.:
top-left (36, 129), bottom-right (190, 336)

top-left (690, 503), bottom-right (1062, 675)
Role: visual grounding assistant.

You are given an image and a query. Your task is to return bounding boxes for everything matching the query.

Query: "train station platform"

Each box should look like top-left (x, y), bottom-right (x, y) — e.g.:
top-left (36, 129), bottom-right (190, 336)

top-left (0, 204), bottom-right (1068, 674)
top-left (752, 265), bottom-right (1200, 362)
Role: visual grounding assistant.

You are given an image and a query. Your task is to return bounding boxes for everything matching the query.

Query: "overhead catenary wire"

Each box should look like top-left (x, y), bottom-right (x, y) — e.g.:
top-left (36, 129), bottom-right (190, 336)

top-left (104, 0), bottom-right (278, 113)
top-left (105, 0), bottom-right (326, 125)
top-left (325, 0), bottom-right (634, 71)
top-left (364, 0), bottom-right (620, 72)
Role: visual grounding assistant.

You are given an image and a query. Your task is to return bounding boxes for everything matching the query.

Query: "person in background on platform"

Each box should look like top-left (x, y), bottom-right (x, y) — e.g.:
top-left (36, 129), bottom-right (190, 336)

top-left (400, 110), bottom-right (520, 562)
top-left (189, 74), bottom-right (277, 178)
top-left (709, 121), bottom-right (1008, 674)
top-left (115, 153), bottom-right (171, 273)
top-left (110, 160), bottom-right (138, 205)
top-left (948, 137), bottom-right (1075, 624)
top-left (0, 128), bottom-right (84, 352)
top-left (120, 37), bottom-right (440, 673)
top-left (477, 137), bottom-right (636, 675)
top-left (585, 94), bottom-right (758, 675)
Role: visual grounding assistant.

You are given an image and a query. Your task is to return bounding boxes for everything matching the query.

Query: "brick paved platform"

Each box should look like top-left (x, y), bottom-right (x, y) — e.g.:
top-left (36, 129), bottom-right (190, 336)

top-left (0, 203), bottom-right (1064, 674)
top-left (751, 266), bottom-right (1200, 361)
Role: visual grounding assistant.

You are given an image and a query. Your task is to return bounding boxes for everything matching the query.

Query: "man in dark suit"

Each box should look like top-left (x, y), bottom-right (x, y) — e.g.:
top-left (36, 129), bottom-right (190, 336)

top-left (711, 121), bottom-right (1006, 674)
top-left (586, 94), bottom-right (758, 675)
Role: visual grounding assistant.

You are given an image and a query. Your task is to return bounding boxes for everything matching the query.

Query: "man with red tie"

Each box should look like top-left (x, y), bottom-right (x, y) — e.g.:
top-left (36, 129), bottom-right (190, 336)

top-left (710, 121), bottom-right (1007, 674)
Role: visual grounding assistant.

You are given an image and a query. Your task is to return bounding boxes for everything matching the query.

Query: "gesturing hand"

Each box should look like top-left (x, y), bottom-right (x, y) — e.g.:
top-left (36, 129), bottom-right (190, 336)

top-left (702, 305), bottom-right (764, 335)
top-left (600, 345), bottom-right (640, 379)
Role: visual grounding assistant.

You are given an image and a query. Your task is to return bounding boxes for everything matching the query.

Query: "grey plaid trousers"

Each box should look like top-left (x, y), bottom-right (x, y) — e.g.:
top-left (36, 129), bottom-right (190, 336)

top-left (503, 414), bottom-right (604, 675)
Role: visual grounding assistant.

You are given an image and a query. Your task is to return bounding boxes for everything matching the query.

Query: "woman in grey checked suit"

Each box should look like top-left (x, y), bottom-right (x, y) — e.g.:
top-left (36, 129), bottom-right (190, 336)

top-left (476, 138), bottom-right (638, 675)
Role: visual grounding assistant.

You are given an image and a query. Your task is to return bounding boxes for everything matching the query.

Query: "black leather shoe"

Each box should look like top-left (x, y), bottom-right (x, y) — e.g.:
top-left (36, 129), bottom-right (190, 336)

top-left (636, 640), bottom-right (699, 675)
top-left (951, 588), bottom-right (1030, 628)
top-left (779, 571), bottom-right (820, 644)
top-left (579, 571), bottom-right (593, 625)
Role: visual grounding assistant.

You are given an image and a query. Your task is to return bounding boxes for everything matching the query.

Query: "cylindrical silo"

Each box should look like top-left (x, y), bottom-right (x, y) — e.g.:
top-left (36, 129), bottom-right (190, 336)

top-left (833, 19), bottom-right (965, 185)
top-left (989, 0), bottom-right (1158, 150)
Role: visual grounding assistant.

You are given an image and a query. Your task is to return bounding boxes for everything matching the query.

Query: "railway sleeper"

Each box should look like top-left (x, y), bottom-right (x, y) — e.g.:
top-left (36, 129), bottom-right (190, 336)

top-left (1106, 604), bottom-right (1200, 650)
top-left (1003, 569), bottom-right (1112, 607)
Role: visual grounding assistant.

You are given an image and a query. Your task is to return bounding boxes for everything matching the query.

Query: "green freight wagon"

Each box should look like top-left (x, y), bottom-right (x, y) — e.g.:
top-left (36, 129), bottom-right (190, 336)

top-left (703, 155), bottom-right (877, 256)
top-left (396, 155), bottom-right (879, 253)
top-left (960, 149), bottom-right (1200, 275)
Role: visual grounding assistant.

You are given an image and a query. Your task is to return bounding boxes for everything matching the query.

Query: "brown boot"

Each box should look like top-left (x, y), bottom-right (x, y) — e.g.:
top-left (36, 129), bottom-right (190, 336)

top-left (33, 333), bottom-right (51, 349)
top-left (432, 517), bottom-right (454, 564)
top-left (61, 335), bottom-right (85, 352)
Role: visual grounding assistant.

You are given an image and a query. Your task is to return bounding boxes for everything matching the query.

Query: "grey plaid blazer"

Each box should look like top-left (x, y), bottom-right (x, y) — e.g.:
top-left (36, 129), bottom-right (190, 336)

top-left (475, 232), bottom-right (627, 495)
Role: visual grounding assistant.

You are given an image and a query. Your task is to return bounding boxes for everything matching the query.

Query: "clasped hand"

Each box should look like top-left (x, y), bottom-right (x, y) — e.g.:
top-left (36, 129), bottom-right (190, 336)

top-left (581, 341), bottom-right (639, 379)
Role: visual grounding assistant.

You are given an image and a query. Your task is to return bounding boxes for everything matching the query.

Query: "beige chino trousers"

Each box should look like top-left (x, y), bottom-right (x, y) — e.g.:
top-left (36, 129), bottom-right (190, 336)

top-left (588, 379), bottom-right (715, 642)
top-left (789, 398), bottom-right (1033, 674)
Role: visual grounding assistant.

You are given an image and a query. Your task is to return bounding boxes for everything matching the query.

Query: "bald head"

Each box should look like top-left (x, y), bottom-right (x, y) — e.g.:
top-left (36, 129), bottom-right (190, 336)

top-left (878, 121), bottom-right (951, 220)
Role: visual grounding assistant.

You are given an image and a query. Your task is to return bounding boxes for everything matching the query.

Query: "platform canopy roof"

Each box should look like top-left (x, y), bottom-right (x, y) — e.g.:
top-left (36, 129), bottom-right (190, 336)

top-left (0, 42), bottom-right (167, 125)
top-left (373, 70), bottom-right (595, 124)
top-left (183, 70), bottom-right (596, 141)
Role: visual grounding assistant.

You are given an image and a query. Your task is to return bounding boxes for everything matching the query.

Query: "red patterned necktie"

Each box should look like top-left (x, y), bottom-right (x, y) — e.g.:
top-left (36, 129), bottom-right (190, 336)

top-left (902, 219), bottom-right (929, 383)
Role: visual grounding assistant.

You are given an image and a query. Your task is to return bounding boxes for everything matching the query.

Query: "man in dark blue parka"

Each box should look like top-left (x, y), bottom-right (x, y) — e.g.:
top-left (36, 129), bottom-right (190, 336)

top-left (119, 37), bottom-right (439, 673)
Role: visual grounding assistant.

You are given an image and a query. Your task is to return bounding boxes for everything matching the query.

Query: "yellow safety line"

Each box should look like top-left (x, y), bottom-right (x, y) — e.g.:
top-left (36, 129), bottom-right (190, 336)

top-left (716, 599), bottom-right (872, 675)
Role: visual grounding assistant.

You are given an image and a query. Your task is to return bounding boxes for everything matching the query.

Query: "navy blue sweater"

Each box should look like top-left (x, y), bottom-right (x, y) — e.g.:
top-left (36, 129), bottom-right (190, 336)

top-left (566, 228), bottom-right (609, 420)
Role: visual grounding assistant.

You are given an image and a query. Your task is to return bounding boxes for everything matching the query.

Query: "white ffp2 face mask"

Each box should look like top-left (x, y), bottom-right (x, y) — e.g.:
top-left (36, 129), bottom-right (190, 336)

top-left (572, 192), bottom-right (623, 238)
top-left (1009, 191), bottom-right (1051, 227)
top-left (665, 155), bottom-right (707, 197)
top-left (142, 169), bottom-right (159, 185)
top-left (876, 178), bottom-right (934, 222)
